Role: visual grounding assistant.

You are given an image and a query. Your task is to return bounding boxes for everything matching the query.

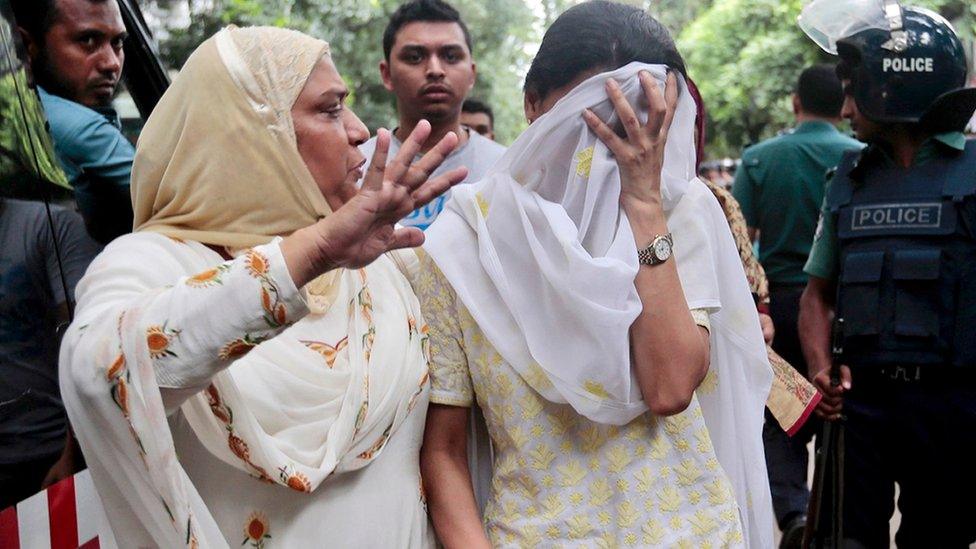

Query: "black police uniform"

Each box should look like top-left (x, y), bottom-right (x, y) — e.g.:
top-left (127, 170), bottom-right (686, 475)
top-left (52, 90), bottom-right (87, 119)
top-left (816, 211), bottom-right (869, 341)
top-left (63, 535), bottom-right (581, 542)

top-left (823, 140), bottom-right (976, 547)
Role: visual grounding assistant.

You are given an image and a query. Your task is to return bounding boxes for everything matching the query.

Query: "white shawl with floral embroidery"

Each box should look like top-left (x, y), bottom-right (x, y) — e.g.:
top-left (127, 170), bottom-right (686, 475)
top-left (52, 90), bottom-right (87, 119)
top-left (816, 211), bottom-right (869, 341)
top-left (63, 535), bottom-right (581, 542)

top-left (60, 233), bottom-right (430, 547)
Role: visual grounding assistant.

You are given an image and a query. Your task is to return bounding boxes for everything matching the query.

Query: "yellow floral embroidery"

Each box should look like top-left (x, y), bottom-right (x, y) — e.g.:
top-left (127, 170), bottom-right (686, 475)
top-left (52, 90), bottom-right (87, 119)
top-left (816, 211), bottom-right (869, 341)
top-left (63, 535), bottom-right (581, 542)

top-left (675, 459), bottom-right (703, 487)
top-left (575, 146), bottom-right (594, 177)
top-left (688, 510), bottom-right (718, 536)
top-left (557, 460), bottom-right (587, 486)
top-left (634, 467), bottom-right (655, 493)
top-left (583, 380), bottom-right (610, 399)
top-left (520, 393), bottom-right (544, 420)
top-left (658, 485), bottom-right (682, 513)
top-left (589, 478), bottom-right (613, 506)
top-left (698, 368), bottom-right (719, 394)
top-left (567, 514), bottom-right (594, 539)
top-left (617, 501), bottom-right (640, 529)
top-left (705, 478), bottom-right (732, 506)
top-left (416, 251), bottom-right (742, 547)
top-left (606, 444), bottom-right (634, 473)
top-left (476, 192), bottom-right (490, 218)
top-left (642, 518), bottom-right (665, 545)
top-left (529, 444), bottom-right (557, 471)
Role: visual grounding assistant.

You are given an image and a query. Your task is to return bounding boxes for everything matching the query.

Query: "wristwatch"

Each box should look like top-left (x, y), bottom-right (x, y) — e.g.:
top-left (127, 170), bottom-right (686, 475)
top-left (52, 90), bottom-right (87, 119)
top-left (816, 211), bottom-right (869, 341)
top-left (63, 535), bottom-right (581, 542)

top-left (638, 233), bottom-right (673, 266)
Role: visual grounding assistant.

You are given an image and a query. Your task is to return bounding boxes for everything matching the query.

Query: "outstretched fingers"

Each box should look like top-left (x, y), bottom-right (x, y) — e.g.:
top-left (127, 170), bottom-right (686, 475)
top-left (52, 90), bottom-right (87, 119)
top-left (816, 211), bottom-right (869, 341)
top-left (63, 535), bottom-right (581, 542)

top-left (401, 131), bottom-right (460, 190)
top-left (362, 129), bottom-right (391, 191)
top-left (411, 166), bottom-right (468, 208)
top-left (384, 120), bottom-right (432, 185)
top-left (387, 226), bottom-right (426, 252)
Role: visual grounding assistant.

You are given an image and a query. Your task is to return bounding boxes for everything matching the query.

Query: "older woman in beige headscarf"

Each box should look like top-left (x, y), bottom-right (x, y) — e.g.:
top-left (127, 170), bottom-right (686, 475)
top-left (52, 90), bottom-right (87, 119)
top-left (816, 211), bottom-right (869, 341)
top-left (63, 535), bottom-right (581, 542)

top-left (58, 26), bottom-right (465, 548)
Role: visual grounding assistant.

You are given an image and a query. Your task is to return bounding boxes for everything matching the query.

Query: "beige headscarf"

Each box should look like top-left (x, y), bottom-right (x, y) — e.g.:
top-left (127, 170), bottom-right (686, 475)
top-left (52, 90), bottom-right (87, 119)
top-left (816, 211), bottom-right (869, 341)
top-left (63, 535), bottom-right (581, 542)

top-left (132, 26), bottom-right (332, 249)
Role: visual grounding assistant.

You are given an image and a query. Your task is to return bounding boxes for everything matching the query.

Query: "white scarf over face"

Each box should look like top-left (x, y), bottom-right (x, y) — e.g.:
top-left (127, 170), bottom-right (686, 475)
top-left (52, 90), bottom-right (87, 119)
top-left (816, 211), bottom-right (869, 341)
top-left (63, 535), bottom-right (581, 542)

top-left (424, 62), bottom-right (774, 548)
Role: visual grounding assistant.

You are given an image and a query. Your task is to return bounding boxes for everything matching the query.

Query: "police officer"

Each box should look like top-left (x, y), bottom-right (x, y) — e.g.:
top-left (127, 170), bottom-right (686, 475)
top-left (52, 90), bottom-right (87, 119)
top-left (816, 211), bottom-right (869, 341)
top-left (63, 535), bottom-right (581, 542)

top-left (797, 0), bottom-right (976, 546)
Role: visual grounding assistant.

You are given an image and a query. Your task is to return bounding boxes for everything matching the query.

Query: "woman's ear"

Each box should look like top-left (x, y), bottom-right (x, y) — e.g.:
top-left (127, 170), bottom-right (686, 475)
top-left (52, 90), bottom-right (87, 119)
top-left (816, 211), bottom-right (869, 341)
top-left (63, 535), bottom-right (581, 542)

top-left (523, 90), bottom-right (542, 124)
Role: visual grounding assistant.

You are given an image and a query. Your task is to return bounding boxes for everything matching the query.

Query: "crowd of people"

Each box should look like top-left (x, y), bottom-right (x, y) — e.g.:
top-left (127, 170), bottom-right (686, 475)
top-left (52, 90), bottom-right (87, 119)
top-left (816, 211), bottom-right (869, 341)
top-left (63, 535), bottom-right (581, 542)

top-left (2, 0), bottom-right (975, 547)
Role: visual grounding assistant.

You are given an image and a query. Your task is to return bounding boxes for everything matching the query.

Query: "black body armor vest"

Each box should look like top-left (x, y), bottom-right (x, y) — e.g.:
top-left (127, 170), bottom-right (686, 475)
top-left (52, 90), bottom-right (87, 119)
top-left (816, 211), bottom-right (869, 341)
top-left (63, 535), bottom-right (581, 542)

top-left (826, 141), bottom-right (976, 368)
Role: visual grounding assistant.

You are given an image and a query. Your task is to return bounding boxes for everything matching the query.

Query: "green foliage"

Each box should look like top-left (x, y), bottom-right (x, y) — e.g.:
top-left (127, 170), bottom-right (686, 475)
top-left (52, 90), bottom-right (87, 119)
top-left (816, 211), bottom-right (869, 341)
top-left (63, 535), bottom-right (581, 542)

top-left (677, 0), bottom-right (821, 157)
top-left (0, 68), bottom-right (70, 198)
top-left (677, 0), bottom-right (974, 158)
top-left (139, 0), bottom-right (976, 153)
top-left (143, 0), bottom-right (536, 144)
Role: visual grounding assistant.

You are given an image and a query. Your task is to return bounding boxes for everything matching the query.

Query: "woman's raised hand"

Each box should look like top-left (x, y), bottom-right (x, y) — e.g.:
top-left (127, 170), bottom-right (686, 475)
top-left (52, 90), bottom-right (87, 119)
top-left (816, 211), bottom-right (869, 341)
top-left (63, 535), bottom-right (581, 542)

top-left (283, 121), bottom-right (467, 287)
top-left (582, 70), bottom-right (678, 212)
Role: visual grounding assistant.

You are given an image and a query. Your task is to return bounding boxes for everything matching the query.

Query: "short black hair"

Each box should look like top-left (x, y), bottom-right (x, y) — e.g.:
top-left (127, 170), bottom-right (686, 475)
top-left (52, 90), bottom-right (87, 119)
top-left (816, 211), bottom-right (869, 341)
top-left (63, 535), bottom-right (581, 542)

top-left (462, 98), bottom-right (493, 125)
top-left (382, 0), bottom-right (472, 61)
top-left (797, 64), bottom-right (845, 118)
top-left (524, 1), bottom-right (686, 100)
top-left (11, 0), bottom-right (59, 42)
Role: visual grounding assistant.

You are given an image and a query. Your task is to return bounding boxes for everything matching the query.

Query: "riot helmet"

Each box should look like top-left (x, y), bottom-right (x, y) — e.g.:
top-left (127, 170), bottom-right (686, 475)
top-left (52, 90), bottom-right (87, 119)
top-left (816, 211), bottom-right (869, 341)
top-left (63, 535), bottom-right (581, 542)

top-left (799, 0), bottom-right (976, 131)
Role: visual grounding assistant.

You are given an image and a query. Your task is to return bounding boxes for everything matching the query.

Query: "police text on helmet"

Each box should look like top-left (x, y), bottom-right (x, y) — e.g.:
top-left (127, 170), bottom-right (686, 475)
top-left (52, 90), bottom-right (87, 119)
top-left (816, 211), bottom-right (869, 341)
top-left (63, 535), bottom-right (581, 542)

top-left (881, 57), bottom-right (934, 72)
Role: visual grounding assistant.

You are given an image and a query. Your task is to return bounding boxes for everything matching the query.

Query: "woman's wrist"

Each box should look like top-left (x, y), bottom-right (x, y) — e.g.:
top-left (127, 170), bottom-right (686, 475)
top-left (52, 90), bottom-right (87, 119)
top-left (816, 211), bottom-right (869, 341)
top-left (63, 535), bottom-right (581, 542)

top-left (621, 196), bottom-right (667, 240)
top-left (281, 224), bottom-right (337, 288)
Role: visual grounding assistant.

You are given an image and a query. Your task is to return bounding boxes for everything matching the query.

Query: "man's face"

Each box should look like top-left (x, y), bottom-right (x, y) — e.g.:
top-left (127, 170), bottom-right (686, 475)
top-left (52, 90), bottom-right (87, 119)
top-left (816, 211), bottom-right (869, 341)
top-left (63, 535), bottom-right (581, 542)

top-left (381, 21), bottom-right (475, 124)
top-left (460, 111), bottom-right (493, 140)
top-left (840, 79), bottom-right (879, 143)
top-left (29, 0), bottom-right (127, 108)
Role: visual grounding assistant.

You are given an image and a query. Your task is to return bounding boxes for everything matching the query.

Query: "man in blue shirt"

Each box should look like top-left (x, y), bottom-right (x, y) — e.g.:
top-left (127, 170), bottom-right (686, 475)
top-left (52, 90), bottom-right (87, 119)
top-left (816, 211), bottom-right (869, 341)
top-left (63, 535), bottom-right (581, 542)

top-left (13, 0), bottom-right (133, 243)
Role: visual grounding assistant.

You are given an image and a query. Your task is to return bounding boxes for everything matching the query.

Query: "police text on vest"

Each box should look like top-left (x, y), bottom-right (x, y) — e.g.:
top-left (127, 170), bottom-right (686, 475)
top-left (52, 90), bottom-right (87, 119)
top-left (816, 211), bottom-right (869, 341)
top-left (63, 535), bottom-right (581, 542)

top-left (851, 203), bottom-right (942, 231)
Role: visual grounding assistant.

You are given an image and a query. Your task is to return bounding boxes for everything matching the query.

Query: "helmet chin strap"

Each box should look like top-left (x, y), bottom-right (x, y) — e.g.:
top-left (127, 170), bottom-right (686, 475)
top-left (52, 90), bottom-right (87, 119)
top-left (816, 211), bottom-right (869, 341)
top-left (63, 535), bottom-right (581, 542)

top-left (882, 0), bottom-right (909, 52)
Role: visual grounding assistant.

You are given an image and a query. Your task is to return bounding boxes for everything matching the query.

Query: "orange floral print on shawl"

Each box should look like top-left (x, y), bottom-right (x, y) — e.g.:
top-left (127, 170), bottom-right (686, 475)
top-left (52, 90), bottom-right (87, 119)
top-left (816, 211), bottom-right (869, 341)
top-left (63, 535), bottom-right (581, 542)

top-left (146, 324), bottom-right (181, 359)
top-left (300, 336), bottom-right (349, 368)
top-left (218, 333), bottom-right (266, 361)
top-left (205, 384), bottom-right (273, 482)
top-left (242, 512), bottom-right (271, 548)
top-left (243, 249), bottom-right (290, 329)
top-left (277, 464), bottom-right (312, 493)
top-left (350, 269), bottom-right (375, 435)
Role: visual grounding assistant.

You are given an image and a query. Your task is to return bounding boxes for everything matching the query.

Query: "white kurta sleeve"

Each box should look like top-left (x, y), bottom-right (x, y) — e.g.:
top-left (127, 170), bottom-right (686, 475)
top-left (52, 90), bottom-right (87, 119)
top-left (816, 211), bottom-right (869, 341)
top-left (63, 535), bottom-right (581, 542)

top-left (64, 233), bottom-right (308, 411)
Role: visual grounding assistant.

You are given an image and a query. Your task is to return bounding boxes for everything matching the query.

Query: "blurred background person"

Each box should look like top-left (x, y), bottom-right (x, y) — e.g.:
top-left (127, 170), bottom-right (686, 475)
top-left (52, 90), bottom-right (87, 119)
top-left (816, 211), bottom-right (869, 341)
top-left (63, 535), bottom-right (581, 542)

top-left (460, 98), bottom-right (495, 140)
top-left (732, 63), bottom-right (862, 547)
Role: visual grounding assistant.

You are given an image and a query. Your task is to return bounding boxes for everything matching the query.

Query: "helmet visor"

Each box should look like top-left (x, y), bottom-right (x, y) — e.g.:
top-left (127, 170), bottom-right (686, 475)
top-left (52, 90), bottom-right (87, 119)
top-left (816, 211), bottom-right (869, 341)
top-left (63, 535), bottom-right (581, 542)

top-left (798, 0), bottom-right (889, 53)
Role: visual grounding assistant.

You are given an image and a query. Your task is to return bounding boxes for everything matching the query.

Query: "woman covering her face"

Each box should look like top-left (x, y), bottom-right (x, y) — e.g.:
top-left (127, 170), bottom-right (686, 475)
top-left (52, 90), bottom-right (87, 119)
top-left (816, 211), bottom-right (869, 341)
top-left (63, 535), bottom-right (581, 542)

top-left (418, 2), bottom-right (774, 547)
top-left (59, 26), bottom-right (466, 547)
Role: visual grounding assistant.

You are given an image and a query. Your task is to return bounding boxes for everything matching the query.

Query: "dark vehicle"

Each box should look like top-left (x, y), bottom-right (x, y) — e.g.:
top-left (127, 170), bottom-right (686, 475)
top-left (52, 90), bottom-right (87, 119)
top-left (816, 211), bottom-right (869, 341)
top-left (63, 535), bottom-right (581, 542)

top-left (1, 0), bottom-right (168, 204)
top-left (0, 0), bottom-right (169, 512)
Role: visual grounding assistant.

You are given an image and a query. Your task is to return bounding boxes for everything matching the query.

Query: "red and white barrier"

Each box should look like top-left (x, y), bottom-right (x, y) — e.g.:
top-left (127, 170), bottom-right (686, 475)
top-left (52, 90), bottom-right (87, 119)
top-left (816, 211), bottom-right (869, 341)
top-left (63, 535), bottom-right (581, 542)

top-left (0, 470), bottom-right (117, 549)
